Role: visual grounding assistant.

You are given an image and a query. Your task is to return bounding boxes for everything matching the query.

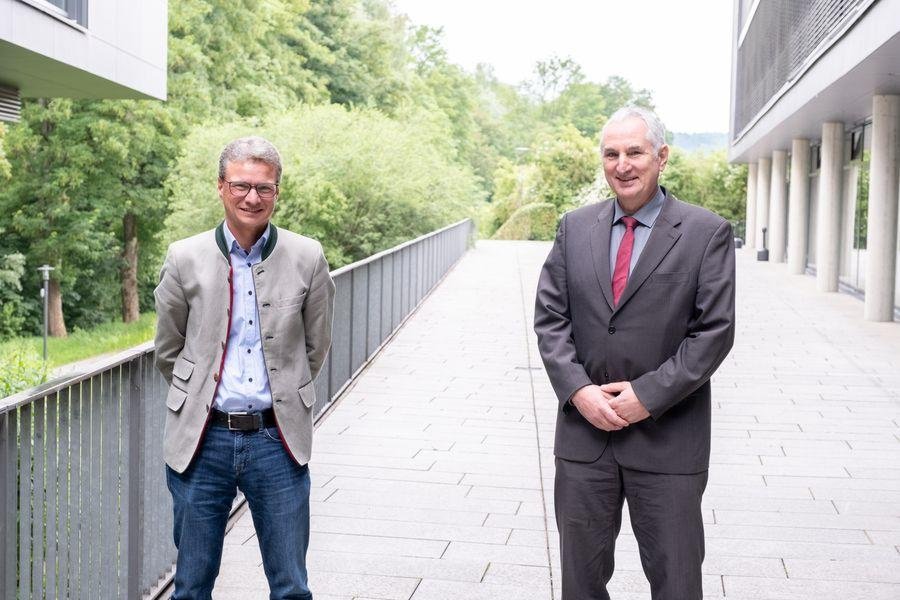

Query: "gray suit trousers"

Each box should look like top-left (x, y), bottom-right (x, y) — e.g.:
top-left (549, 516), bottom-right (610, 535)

top-left (555, 448), bottom-right (708, 600)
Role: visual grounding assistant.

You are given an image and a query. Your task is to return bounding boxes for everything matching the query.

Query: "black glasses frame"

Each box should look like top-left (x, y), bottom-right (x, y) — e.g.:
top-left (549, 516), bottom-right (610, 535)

top-left (224, 180), bottom-right (279, 199)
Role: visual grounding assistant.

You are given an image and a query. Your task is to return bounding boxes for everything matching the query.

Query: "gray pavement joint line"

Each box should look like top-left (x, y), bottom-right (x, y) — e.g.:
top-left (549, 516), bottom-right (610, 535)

top-left (515, 244), bottom-right (556, 600)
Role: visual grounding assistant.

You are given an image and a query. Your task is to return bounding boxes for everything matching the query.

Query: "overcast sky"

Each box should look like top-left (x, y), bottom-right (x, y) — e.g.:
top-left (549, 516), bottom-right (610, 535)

top-left (390, 1), bottom-right (734, 134)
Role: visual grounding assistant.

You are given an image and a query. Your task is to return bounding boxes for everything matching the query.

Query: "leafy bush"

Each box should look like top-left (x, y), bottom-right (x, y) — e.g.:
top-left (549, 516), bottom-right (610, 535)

top-left (661, 148), bottom-right (747, 222)
top-left (0, 122), bottom-right (9, 180)
top-left (0, 343), bottom-right (48, 398)
top-left (493, 202), bottom-right (558, 241)
top-left (533, 125), bottom-right (599, 211)
top-left (164, 104), bottom-right (485, 267)
top-left (0, 253), bottom-right (27, 340)
top-left (486, 125), bottom-right (598, 237)
top-left (486, 159), bottom-right (539, 234)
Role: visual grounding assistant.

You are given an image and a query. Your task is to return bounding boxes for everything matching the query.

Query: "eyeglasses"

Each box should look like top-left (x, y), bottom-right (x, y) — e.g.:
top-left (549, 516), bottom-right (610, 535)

top-left (224, 181), bottom-right (279, 199)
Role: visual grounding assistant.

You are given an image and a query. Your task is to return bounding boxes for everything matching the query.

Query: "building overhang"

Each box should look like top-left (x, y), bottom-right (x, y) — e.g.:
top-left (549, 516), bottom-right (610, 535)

top-left (0, 40), bottom-right (165, 102)
top-left (729, 0), bottom-right (900, 163)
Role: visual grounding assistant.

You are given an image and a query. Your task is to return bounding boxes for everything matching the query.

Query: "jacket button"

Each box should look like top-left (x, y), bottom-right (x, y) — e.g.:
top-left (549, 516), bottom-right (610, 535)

top-left (221, 341), bottom-right (226, 349)
top-left (608, 326), bottom-right (616, 334)
top-left (604, 371), bottom-right (610, 380)
top-left (213, 373), bottom-right (219, 382)
top-left (206, 404), bottom-right (210, 412)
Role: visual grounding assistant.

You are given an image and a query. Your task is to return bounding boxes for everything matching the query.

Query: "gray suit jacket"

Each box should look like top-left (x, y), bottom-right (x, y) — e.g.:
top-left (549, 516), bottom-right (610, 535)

top-left (534, 190), bottom-right (735, 474)
top-left (154, 223), bottom-right (335, 473)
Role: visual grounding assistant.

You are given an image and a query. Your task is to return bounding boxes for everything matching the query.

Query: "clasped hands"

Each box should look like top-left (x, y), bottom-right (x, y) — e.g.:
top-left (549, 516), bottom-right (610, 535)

top-left (571, 381), bottom-right (650, 431)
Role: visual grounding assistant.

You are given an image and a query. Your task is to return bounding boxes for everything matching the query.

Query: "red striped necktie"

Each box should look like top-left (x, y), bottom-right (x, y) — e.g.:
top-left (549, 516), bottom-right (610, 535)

top-left (612, 216), bottom-right (639, 306)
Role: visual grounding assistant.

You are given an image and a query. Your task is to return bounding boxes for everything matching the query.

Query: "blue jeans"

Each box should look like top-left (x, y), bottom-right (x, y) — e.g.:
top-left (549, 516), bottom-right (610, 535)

top-left (166, 423), bottom-right (312, 600)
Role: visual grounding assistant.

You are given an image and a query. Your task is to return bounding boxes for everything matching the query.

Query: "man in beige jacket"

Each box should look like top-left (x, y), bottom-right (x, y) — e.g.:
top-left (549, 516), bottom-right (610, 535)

top-left (155, 136), bottom-right (335, 600)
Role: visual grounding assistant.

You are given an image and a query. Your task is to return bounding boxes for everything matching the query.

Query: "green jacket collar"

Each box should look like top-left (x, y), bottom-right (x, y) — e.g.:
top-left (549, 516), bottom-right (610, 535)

top-left (215, 222), bottom-right (278, 260)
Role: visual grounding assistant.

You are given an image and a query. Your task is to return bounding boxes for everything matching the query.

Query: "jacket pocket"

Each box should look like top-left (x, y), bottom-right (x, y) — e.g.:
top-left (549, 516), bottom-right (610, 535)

top-left (650, 271), bottom-right (689, 284)
top-left (172, 356), bottom-right (195, 381)
top-left (297, 379), bottom-right (316, 408)
top-left (276, 291), bottom-right (307, 309)
top-left (166, 386), bottom-right (187, 412)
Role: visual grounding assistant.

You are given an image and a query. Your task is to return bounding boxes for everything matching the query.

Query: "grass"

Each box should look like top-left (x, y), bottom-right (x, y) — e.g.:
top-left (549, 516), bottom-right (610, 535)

top-left (0, 312), bottom-right (157, 370)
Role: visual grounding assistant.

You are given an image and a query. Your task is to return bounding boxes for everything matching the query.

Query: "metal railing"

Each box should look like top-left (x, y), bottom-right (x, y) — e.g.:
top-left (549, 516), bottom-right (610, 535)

top-left (0, 218), bottom-right (473, 599)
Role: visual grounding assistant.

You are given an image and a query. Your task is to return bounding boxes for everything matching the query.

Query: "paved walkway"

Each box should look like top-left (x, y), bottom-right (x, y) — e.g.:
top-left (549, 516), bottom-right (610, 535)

top-left (211, 241), bottom-right (900, 600)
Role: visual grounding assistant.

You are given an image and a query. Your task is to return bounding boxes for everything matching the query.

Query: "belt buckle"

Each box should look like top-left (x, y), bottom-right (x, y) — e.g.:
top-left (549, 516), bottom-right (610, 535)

top-left (227, 411), bottom-right (252, 431)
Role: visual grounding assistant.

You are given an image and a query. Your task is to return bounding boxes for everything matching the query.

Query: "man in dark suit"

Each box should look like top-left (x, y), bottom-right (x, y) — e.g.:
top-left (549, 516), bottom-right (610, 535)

top-left (534, 106), bottom-right (736, 600)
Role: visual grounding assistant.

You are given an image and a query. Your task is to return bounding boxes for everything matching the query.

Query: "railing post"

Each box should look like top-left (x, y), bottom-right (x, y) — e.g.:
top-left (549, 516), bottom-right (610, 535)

top-left (124, 356), bottom-right (145, 598)
top-left (0, 410), bottom-right (17, 598)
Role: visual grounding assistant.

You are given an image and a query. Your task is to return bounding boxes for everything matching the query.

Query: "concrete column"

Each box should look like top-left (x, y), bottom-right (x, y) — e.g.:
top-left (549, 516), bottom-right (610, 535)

top-left (787, 139), bottom-right (811, 274)
top-left (817, 122), bottom-right (844, 292)
top-left (745, 162), bottom-right (758, 249)
top-left (864, 95), bottom-right (900, 321)
top-left (755, 157), bottom-right (771, 251)
top-left (769, 150), bottom-right (788, 262)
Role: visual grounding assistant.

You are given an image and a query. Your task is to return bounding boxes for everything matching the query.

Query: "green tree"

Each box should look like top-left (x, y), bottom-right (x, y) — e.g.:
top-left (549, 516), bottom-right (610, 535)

top-left (0, 253), bottom-right (27, 340)
top-left (167, 0), bottom-right (330, 120)
top-left (533, 125), bottom-right (599, 211)
top-left (661, 148), bottom-right (746, 223)
top-left (528, 56), bottom-right (584, 104)
top-left (305, 0), bottom-right (411, 109)
top-left (1, 99), bottom-right (116, 336)
top-left (407, 26), bottom-right (501, 190)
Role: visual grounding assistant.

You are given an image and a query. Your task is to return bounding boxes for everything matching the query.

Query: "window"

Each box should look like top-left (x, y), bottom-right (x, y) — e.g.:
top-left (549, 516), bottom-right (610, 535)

top-left (23, 0), bottom-right (87, 26)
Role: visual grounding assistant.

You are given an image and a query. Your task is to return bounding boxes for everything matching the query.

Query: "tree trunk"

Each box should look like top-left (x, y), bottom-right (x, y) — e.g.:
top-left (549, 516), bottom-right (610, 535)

top-left (121, 212), bottom-right (140, 323)
top-left (48, 278), bottom-right (67, 337)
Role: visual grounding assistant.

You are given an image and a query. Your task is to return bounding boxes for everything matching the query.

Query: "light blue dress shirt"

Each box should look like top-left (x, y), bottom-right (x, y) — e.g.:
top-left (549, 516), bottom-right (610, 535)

top-left (214, 223), bottom-right (274, 413)
top-left (609, 187), bottom-right (665, 278)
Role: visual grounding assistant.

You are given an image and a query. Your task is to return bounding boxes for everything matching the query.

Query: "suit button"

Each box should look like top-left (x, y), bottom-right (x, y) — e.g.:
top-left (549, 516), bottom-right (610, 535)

top-left (221, 341), bottom-right (226, 350)
top-left (213, 373), bottom-right (219, 382)
top-left (608, 326), bottom-right (616, 334)
top-left (604, 371), bottom-right (610, 379)
top-left (206, 404), bottom-right (210, 412)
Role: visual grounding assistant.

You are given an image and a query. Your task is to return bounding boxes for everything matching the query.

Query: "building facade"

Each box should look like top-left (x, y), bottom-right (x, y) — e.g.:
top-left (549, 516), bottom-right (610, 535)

top-left (729, 0), bottom-right (900, 321)
top-left (0, 0), bottom-right (167, 121)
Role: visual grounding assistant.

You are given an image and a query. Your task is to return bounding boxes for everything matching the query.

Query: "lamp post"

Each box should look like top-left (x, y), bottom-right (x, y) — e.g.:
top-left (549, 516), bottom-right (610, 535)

top-left (37, 264), bottom-right (54, 361)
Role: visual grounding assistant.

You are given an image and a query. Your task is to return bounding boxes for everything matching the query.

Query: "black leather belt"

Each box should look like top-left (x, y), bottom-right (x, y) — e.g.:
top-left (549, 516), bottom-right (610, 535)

top-left (211, 408), bottom-right (276, 431)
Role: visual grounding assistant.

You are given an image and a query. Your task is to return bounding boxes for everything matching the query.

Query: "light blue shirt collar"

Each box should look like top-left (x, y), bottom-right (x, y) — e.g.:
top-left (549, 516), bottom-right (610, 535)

top-left (613, 187), bottom-right (665, 228)
top-left (223, 222), bottom-right (270, 255)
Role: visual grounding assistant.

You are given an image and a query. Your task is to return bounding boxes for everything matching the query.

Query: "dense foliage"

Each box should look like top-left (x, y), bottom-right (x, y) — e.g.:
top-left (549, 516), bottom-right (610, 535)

top-left (0, 0), bottom-right (745, 343)
top-left (164, 105), bottom-right (483, 266)
top-left (661, 149), bottom-right (748, 223)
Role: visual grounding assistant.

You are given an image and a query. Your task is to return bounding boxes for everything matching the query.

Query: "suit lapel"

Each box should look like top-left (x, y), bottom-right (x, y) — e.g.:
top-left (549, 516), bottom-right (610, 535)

top-left (590, 200), bottom-right (616, 310)
top-left (614, 194), bottom-right (683, 312)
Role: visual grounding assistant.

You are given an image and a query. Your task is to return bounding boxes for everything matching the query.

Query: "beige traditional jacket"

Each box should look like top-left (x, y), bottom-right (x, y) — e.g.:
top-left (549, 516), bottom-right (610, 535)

top-left (154, 222), bottom-right (335, 473)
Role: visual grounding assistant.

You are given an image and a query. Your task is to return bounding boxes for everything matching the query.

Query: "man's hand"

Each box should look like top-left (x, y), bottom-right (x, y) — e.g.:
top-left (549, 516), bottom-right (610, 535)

top-left (602, 381), bottom-right (650, 424)
top-left (571, 385), bottom-right (630, 431)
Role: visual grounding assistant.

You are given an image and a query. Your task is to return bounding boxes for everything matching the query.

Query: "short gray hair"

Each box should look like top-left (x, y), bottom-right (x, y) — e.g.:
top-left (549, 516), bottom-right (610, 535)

top-left (218, 136), bottom-right (283, 182)
top-left (601, 106), bottom-right (667, 153)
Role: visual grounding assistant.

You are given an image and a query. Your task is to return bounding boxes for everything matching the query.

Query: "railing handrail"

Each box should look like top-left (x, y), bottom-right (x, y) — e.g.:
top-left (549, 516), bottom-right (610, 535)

top-left (0, 342), bottom-right (155, 415)
top-left (0, 218), bottom-right (474, 415)
top-left (329, 218), bottom-right (472, 277)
